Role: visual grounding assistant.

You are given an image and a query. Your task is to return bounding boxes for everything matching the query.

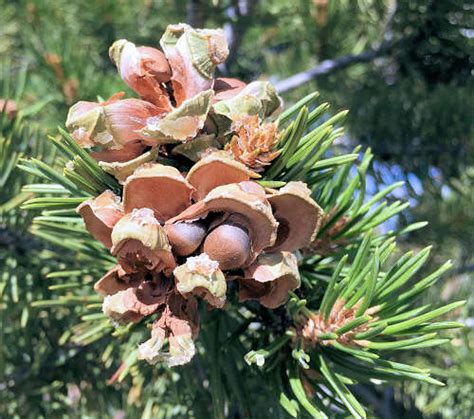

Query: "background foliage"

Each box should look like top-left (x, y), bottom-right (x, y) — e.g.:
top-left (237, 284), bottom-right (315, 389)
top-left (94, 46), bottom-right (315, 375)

top-left (0, 0), bottom-right (472, 417)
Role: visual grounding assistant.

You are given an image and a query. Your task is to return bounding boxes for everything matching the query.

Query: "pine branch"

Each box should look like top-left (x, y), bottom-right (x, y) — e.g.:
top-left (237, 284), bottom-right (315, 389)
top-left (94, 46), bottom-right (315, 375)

top-left (11, 60), bottom-right (463, 416)
top-left (274, 43), bottom-right (393, 94)
top-left (274, 0), bottom-right (401, 94)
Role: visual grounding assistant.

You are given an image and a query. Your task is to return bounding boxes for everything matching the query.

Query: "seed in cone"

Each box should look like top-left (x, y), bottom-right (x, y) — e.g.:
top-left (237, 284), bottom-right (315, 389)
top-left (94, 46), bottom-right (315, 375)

top-left (164, 221), bottom-right (207, 256)
top-left (202, 216), bottom-right (251, 270)
top-left (167, 181), bottom-right (278, 267)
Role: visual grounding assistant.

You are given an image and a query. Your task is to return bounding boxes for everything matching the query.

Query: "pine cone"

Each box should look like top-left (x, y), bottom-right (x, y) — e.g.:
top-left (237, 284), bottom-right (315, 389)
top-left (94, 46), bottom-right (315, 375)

top-left (227, 115), bottom-right (280, 172)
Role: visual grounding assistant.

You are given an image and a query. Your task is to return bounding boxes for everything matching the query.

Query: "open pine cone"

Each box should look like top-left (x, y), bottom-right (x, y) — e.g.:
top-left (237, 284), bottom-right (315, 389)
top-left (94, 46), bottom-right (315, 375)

top-left (69, 24), bottom-right (324, 367)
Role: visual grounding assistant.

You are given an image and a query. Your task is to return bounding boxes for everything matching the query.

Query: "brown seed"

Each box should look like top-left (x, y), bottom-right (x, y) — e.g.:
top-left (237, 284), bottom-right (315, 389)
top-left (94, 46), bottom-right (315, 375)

top-left (165, 222), bottom-right (207, 257)
top-left (203, 221), bottom-right (251, 270)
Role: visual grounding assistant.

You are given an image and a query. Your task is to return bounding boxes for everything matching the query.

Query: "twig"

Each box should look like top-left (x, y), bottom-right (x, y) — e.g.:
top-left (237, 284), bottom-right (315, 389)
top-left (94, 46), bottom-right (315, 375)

top-left (274, 43), bottom-right (392, 94)
top-left (275, 0), bottom-right (399, 94)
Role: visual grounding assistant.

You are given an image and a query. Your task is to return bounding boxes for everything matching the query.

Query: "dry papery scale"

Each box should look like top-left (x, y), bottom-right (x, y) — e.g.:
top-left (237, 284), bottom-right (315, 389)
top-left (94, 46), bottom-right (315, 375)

top-left (19, 23), bottom-right (464, 418)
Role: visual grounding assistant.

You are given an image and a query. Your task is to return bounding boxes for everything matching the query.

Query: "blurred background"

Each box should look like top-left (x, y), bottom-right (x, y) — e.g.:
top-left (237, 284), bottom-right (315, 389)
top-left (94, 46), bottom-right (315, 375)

top-left (0, 0), bottom-right (472, 417)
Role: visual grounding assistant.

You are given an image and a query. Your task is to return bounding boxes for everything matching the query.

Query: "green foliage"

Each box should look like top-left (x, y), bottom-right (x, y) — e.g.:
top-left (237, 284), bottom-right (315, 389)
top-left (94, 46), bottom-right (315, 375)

top-left (0, 1), bottom-right (472, 417)
top-left (11, 87), bottom-right (463, 417)
top-left (347, 73), bottom-right (473, 180)
top-left (0, 69), bottom-right (111, 418)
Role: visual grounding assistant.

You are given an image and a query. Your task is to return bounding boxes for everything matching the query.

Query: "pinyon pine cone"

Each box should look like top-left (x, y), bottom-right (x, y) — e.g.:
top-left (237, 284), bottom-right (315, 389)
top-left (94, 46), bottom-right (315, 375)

top-left (69, 23), bottom-right (324, 367)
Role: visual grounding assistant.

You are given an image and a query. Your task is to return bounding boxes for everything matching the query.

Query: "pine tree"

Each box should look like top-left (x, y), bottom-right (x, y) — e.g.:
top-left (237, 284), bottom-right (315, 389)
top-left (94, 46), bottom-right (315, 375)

top-left (2, 22), bottom-right (465, 418)
top-left (0, 0), bottom-right (472, 417)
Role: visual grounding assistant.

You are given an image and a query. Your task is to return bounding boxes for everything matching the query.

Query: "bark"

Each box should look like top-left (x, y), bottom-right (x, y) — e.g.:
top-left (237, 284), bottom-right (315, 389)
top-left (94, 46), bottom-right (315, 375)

top-left (274, 44), bottom-right (392, 94)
